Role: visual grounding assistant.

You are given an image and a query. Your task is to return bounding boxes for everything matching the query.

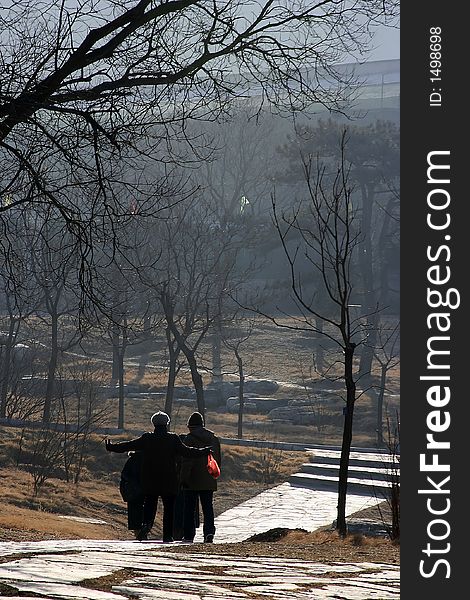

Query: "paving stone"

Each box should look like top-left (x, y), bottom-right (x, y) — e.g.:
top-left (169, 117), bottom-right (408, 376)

top-left (205, 483), bottom-right (378, 543)
top-left (241, 582), bottom-right (302, 595)
top-left (112, 586), bottom-right (203, 599)
top-left (116, 579), bottom-right (248, 599)
top-left (0, 556), bottom-right (111, 582)
top-left (58, 515), bottom-right (108, 525)
top-left (0, 447), bottom-right (399, 599)
top-left (0, 580), bottom-right (128, 599)
top-left (121, 572), bottom-right (250, 595)
top-left (0, 544), bottom-right (399, 600)
top-left (309, 581), bottom-right (399, 599)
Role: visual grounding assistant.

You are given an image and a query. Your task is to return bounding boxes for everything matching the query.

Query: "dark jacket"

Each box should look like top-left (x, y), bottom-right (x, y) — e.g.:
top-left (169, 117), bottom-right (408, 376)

top-left (119, 451), bottom-right (144, 502)
top-left (107, 426), bottom-right (210, 495)
top-left (180, 426), bottom-right (221, 492)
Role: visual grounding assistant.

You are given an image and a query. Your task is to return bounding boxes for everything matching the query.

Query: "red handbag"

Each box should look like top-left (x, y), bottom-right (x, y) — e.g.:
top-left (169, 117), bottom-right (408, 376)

top-left (207, 453), bottom-right (221, 479)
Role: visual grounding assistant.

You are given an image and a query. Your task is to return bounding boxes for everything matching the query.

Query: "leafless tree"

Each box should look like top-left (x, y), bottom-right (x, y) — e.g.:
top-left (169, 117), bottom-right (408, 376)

top-left (156, 201), bottom-right (238, 417)
top-left (197, 109), bottom-right (280, 223)
top-left (378, 412), bottom-right (400, 541)
top-left (222, 316), bottom-right (256, 439)
top-left (84, 208), bottom-right (168, 429)
top-left (24, 417), bottom-right (65, 497)
top-left (28, 207), bottom-right (83, 423)
top-left (277, 118), bottom-right (400, 383)
top-left (192, 109), bottom-right (281, 397)
top-left (0, 210), bottom-right (42, 417)
top-left (372, 320), bottom-right (400, 447)
top-left (1, 0), bottom-right (398, 290)
top-left (58, 360), bottom-right (109, 483)
top-left (271, 132), bottom-right (368, 537)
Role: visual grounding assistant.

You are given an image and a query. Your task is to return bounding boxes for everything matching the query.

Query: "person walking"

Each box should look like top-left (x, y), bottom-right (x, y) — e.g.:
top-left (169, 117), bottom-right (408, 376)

top-left (180, 411), bottom-right (221, 543)
top-left (119, 450), bottom-right (151, 539)
top-left (105, 411), bottom-right (212, 543)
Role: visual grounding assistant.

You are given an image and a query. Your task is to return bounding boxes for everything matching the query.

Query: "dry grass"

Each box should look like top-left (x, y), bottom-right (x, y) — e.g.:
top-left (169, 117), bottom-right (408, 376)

top-left (165, 531), bottom-right (400, 565)
top-left (0, 429), bottom-right (306, 542)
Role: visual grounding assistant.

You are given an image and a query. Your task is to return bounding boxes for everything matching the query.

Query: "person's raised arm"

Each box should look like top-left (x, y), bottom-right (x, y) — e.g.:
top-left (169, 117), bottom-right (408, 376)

top-left (104, 436), bottom-right (144, 453)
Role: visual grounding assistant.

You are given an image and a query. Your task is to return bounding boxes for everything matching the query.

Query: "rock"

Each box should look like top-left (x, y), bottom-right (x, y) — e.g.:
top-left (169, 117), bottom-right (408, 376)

top-left (268, 406), bottom-right (318, 425)
top-left (173, 386), bottom-right (195, 398)
top-left (243, 379), bottom-right (279, 394)
top-left (226, 396), bottom-right (289, 413)
top-left (287, 395), bottom-right (340, 407)
top-left (227, 401), bottom-right (258, 414)
top-left (250, 397), bottom-right (289, 412)
top-left (247, 527), bottom-right (308, 542)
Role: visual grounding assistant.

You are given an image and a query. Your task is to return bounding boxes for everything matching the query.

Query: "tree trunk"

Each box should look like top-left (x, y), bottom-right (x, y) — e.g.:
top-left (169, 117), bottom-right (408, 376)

top-left (359, 312), bottom-right (379, 384)
top-left (117, 347), bottom-right (125, 429)
top-left (358, 182), bottom-right (377, 383)
top-left (186, 349), bottom-right (205, 417)
top-left (235, 349), bottom-right (244, 439)
top-left (111, 324), bottom-right (120, 382)
top-left (117, 325), bottom-right (128, 430)
top-left (43, 310), bottom-right (59, 424)
top-left (314, 317), bottom-right (325, 373)
top-left (336, 343), bottom-right (356, 537)
top-left (163, 308), bottom-right (206, 418)
top-left (143, 313), bottom-right (151, 337)
top-left (0, 316), bottom-right (17, 419)
top-left (377, 199), bottom-right (394, 309)
top-left (164, 327), bottom-right (180, 417)
top-left (376, 364), bottom-right (387, 447)
top-left (211, 318), bottom-right (223, 405)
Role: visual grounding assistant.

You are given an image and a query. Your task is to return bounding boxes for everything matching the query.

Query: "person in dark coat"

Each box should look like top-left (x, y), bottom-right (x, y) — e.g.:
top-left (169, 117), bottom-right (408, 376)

top-left (180, 411), bottom-right (221, 543)
top-left (119, 450), bottom-right (151, 538)
top-left (105, 411), bottom-right (212, 543)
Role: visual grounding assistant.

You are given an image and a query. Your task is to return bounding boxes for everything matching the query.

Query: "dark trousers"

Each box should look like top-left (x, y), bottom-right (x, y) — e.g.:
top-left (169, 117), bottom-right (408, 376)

top-left (143, 494), bottom-right (176, 541)
top-left (173, 491), bottom-right (185, 540)
top-left (183, 490), bottom-right (215, 540)
top-left (127, 495), bottom-right (145, 530)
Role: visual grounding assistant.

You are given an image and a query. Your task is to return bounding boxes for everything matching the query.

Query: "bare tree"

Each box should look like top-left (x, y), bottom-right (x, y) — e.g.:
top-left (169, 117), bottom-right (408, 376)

top-left (271, 132), bottom-right (368, 537)
top-left (198, 110), bottom-right (280, 223)
top-left (277, 118), bottom-right (400, 383)
top-left (193, 109), bottom-right (281, 399)
top-left (87, 210), bottom-right (166, 429)
top-left (0, 211), bottom-right (41, 417)
top-left (25, 418), bottom-right (64, 497)
top-left (155, 202), bottom-right (237, 417)
top-left (222, 317), bottom-right (256, 439)
top-left (1, 1), bottom-right (398, 283)
top-left (378, 412), bottom-right (400, 541)
top-left (58, 360), bottom-right (109, 484)
top-left (28, 208), bottom-right (83, 423)
top-left (372, 321), bottom-right (400, 447)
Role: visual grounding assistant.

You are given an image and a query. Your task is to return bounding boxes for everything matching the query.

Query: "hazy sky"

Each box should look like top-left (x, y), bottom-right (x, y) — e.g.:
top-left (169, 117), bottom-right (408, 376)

top-left (367, 24), bottom-right (400, 61)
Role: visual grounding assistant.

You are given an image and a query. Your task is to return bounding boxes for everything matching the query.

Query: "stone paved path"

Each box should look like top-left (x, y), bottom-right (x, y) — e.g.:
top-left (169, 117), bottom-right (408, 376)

top-left (194, 446), bottom-right (397, 543)
top-left (197, 484), bottom-right (380, 543)
top-left (0, 539), bottom-right (399, 599)
top-left (0, 447), bottom-right (399, 598)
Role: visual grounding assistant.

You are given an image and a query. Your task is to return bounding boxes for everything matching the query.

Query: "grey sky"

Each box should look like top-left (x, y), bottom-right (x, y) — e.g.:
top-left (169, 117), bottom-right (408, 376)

top-left (367, 24), bottom-right (400, 61)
